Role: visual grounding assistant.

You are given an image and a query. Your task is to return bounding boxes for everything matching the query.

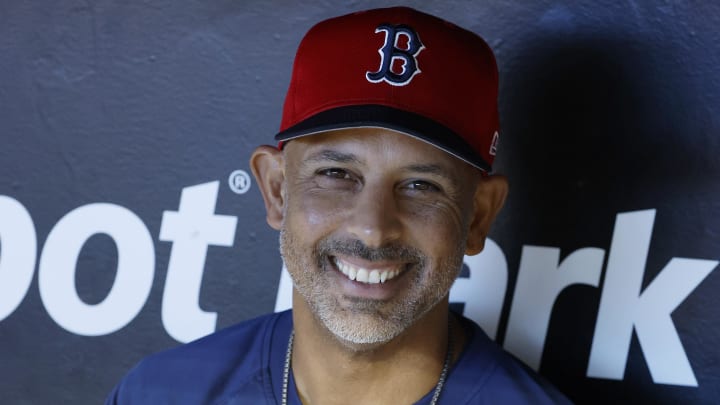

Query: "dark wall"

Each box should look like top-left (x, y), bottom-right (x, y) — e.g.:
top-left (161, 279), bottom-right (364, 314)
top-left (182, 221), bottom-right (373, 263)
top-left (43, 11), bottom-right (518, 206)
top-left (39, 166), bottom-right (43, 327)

top-left (1, 1), bottom-right (719, 403)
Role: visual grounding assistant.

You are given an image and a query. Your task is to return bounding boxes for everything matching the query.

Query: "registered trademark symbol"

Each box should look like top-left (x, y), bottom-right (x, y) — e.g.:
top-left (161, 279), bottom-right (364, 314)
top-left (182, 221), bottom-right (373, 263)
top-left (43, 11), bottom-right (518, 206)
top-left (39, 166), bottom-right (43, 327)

top-left (228, 170), bottom-right (251, 194)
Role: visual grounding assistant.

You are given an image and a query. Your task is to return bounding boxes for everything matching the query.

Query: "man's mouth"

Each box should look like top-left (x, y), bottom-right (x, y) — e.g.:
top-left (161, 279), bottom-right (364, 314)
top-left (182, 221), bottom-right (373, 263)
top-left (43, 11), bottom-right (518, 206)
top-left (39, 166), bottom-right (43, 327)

top-left (331, 256), bottom-right (404, 284)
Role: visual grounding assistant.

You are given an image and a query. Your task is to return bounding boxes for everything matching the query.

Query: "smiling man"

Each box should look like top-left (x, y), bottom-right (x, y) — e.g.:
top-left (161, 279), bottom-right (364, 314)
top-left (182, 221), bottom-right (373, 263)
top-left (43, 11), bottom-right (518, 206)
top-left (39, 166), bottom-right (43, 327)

top-left (107, 7), bottom-right (570, 405)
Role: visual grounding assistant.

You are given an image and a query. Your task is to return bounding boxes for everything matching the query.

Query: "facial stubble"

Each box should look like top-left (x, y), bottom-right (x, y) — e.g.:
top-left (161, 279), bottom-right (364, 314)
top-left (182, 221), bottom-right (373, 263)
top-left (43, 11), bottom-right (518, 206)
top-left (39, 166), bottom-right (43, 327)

top-left (279, 223), bottom-right (466, 348)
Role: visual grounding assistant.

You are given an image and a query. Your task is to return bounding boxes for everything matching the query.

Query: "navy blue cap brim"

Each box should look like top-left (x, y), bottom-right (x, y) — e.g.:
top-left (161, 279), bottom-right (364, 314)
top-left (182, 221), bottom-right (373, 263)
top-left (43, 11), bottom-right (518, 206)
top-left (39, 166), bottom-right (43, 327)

top-left (274, 104), bottom-right (492, 172)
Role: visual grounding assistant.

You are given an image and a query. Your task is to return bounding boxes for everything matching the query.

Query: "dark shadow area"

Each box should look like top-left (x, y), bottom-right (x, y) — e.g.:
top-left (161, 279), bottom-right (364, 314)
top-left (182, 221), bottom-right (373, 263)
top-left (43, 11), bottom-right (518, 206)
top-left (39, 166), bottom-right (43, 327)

top-left (494, 31), bottom-right (714, 404)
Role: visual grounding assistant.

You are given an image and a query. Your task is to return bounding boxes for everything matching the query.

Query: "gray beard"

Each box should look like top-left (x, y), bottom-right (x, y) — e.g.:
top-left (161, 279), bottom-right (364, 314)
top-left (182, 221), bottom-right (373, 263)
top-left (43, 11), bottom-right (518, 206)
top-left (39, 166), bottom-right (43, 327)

top-left (279, 226), bottom-right (464, 347)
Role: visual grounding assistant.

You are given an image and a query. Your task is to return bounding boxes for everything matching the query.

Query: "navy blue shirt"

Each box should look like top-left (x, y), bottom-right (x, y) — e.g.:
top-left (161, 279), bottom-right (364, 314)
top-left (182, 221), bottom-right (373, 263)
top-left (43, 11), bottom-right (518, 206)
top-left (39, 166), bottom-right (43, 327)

top-left (106, 310), bottom-right (571, 404)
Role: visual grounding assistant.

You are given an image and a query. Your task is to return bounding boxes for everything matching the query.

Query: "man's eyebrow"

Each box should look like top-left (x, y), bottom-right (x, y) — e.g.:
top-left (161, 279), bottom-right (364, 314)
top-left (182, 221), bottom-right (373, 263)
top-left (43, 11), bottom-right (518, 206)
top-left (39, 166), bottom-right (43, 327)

top-left (404, 163), bottom-right (460, 186)
top-left (405, 163), bottom-right (453, 178)
top-left (304, 149), bottom-right (363, 165)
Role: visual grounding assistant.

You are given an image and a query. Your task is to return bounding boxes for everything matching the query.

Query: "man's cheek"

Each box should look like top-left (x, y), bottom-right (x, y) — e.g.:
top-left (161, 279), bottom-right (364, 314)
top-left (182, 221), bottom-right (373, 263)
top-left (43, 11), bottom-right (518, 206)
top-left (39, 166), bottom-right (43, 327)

top-left (402, 199), bottom-right (464, 229)
top-left (298, 198), bottom-right (347, 228)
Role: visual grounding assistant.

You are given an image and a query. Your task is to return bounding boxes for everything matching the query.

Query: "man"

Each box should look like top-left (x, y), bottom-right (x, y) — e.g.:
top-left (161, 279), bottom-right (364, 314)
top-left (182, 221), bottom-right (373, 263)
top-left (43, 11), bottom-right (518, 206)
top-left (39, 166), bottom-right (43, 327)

top-left (107, 7), bottom-right (571, 404)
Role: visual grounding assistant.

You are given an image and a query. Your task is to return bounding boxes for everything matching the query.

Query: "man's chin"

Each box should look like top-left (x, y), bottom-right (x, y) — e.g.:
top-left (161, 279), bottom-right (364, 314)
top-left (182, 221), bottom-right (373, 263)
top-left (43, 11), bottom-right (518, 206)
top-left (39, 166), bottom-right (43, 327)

top-left (317, 310), bottom-right (406, 351)
top-left (325, 327), bottom-right (398, 352)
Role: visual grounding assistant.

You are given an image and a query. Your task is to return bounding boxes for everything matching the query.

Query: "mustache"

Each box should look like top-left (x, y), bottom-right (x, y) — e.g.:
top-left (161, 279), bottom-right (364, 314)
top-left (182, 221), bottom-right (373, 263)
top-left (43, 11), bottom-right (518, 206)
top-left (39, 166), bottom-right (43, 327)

top-left (317, 238), bottom-right (425, 264)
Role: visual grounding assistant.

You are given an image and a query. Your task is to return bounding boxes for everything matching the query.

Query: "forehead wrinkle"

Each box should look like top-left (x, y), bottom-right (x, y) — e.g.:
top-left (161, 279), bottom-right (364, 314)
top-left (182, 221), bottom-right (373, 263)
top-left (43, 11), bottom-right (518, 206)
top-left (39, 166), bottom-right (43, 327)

top-left (303, 149), bottom-right (365, 166)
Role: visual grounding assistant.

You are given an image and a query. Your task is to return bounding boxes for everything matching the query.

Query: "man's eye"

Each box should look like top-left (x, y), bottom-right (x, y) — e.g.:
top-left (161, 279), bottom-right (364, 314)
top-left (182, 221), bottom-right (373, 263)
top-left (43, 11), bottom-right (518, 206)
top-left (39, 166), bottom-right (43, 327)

top-left (318, 168), bottom-right (351, 180)
top-left (405, 180), bottom-right (440, 192)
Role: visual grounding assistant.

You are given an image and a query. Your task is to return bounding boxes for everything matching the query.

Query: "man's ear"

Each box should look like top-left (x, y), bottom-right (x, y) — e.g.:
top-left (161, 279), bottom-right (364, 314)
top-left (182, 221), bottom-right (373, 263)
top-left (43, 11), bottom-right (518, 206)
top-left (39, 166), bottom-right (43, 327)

top-left (250, 145), bottom-right (285, 230)
top-left (465, 175), bottom-right (508, 255)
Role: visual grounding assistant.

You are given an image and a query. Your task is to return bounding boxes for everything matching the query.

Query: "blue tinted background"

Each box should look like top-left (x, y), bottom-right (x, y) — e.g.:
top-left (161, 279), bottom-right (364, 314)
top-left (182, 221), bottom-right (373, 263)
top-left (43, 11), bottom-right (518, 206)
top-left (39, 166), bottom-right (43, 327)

top-left (1, 1), bottom-right (719, 403)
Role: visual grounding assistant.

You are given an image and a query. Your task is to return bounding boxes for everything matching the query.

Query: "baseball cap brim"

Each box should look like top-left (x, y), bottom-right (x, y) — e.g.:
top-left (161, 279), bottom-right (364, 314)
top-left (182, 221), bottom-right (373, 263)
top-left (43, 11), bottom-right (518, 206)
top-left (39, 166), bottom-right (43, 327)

top-left (274, 104), bottom-right (492, 172)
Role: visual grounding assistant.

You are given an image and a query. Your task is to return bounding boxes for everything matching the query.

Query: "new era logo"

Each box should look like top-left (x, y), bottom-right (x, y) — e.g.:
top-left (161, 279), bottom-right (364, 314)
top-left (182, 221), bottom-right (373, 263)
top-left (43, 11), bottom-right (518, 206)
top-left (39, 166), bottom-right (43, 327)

top-left (490, 131), bottom-right (499, 156)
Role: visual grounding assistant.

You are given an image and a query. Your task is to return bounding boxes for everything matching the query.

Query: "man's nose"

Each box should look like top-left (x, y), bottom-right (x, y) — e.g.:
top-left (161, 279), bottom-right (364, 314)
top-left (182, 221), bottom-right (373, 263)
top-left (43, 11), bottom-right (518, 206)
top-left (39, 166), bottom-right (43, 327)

top-left (344, 183), bottom-right (402, 248)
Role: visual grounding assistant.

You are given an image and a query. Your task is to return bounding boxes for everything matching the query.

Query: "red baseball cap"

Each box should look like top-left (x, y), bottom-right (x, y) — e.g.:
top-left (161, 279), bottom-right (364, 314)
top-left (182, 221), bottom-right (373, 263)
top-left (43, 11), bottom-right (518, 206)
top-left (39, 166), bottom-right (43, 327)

top-left (275, 7), bottom-right (500, 172)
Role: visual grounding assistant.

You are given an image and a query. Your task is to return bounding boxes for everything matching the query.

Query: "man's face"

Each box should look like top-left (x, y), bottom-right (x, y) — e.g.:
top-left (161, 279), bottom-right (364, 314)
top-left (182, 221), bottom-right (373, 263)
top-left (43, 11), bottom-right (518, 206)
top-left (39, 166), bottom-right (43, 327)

top-left (278, 128), bottom-right (483, 346)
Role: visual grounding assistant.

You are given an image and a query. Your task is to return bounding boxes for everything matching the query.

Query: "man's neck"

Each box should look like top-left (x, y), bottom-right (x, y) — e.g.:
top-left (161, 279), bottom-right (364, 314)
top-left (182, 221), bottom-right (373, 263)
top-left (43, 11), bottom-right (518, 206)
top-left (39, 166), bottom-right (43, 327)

top-left (290, 295), bottom-right (466, 405)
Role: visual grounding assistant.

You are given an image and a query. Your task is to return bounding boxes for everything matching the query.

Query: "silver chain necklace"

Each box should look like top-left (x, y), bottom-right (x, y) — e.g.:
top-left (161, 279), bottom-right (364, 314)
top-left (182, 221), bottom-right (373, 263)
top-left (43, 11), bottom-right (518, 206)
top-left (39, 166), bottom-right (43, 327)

top-left (281, 319), bottom-right (454, 405)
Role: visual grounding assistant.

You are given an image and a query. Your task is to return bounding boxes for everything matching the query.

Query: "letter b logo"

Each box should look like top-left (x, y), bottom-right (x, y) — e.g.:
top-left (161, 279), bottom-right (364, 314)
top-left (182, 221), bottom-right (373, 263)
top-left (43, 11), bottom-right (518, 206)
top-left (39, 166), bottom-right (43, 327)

top-left (366, 24), bottom-right (424, 86)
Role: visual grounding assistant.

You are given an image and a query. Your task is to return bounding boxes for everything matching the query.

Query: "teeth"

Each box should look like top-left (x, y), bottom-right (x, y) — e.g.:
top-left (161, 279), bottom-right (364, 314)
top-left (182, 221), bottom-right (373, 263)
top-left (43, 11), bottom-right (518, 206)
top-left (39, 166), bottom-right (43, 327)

top-left (333, 257), bottom-right (403, 285)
